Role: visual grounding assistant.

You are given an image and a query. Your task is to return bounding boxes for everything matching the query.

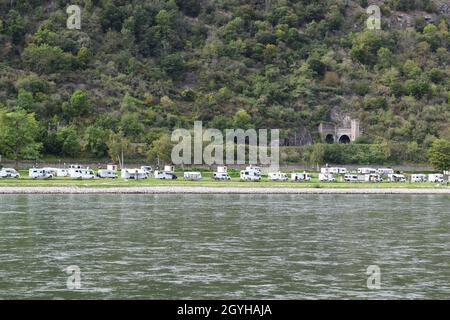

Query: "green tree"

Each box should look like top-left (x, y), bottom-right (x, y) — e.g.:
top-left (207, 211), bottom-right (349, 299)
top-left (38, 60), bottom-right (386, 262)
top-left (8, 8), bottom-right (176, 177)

top-left (146, 134), bottom-right (173, 166)
top-left (428, 139), bottom-right (450, 172)
top-left (63, 90), bottom-right (92, 120)
top-left (0, 109), bottom-right (42, 167)
top-left (57, 127), bottom-right (81, 157)
top-left (84, 126), bottom-right (110, 158)
top-left (107, 131), bottom-right (131, 169)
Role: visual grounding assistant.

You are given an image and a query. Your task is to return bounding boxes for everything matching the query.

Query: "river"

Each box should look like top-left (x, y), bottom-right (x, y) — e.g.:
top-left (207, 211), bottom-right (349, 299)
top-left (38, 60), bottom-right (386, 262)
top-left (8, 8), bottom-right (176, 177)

top-left (0, 194), bottom-right (449, 299)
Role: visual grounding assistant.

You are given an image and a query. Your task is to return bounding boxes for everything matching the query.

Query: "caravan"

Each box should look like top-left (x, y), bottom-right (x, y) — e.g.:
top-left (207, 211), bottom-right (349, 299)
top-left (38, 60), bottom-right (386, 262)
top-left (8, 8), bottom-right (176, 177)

top-left (69, 169), bottom-right (95, 180)
top-left (212, 172), bottom-right (231, 181)
top-left (184, 172), bottom-right (202, 181)
top-left (97, 169), bottom-right (118, 179)
top-left (411, 174), bottom-right (427, 182)
top-left (268, 172), bottom-right (288, 181)
top-left (0, 168), bottom-right (20, 179)
top-left (154, 170), bottom-right (177, 180)
top-left (321, 167), bottom-right (347, 174)
top-left (377, 168), bottom-right (395, 175)
top-left (365, 174), bottom-right (382, 182)
top-left (387, 174), bottom-right (406, 182)
top-left (344, 174), bottom-right (365, 182)
top-left (428, 174), bottom-right (444, 183)
top-left (29, 168), bottom-right (54, 179)
top-left (357, 168), bottom-right (377, 174)
top-left (319, 173), bottom-right (335, 182)
top-left (240, 169), bottom-right (261, 181)
top-left (291, 172), bottom-right (311, 182)
top-left (121, 169), bottom-right (148, 180)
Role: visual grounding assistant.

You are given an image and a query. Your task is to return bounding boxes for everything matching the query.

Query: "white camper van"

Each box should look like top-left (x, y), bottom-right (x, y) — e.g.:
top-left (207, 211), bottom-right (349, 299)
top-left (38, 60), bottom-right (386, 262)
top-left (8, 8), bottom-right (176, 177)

top-left (344, 174), bottom-right (365, 182)
top-left (365, 174), bottom-right (382, 182)
top-left (55, 168), bottom-right (69, 177)
top-left (246, 165), bottom-right (262, 175)
top-left (69, 169), bottom-right (95, 180)
top-left (428, 174), bottom-right (444, 183)
top-left (121, 169), bottom-right (148, 180)
top-left (184, 172), bottom-right (202, 181)
top-left (319, 173), bottom-right (335, 182)
top-left (0, 168), bottom-right (20, 179)
top-left (268, 172), bottom-right (288, 181)
top-left (154, 170), bottom-right (177, 180)
top-left (97, 169), bottom-right (118, 179)
top-left (213, 172), bottom-right (231, 181)
top-left (291, 172), bottom-right (311, 182)
top-left (240, 170), bottom-right (261, 181)
top-left (387, 174), bottom-right (406, 182)
top-left (321, 167), bottom-right (347, 174)
top-left (411, 174), bottom-right (427, 182)
top-left (357, 168), bottom-right (377, 174)
top-left (29, 168), bottom-right (53, 179)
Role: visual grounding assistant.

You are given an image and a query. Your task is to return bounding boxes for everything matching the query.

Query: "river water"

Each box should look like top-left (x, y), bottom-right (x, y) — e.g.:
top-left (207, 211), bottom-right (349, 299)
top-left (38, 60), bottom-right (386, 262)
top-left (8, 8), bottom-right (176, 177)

top-left (0, 194), bottom-right (449, 299)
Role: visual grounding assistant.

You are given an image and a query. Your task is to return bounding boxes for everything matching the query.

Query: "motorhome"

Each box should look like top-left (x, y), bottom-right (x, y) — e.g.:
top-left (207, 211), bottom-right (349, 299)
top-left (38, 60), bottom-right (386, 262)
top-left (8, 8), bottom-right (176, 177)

top-left (55, 168), bottom-right (69, 177)
top-left (377, 168), bottom-right (395, 175)
top-left (154, 170), bottom-right (177, 180)
top-left (68, 164), bottom-right (84, 176)
top-left (97, 169), bottom-right (118, 179)
top-left (321, 167), bottom-right (347, 174)
top-left (121, 169), bottom-right (148, 180)
top-left (411, 174), bottom-right (427, 182)
top-left (365, 174), bottom-right (382, 182)
top-left (0, 168), bottom-right (20, 179)
top-left (141, 166), bottom-right (153, 174)
top-left (344, 174), bottom-right (365, 182)
top-left (69, 169), bottom-right (95, 180)
top-left (387, 174), bottom-right (406, 182)
top-left (319, 173), bottom-right (336, 182)
top-left (268, 172), bottom-right (288, 181)
top-left (29, 168), bottom-right (53, 179)
top-left (428, 174), bottom-right (444, 183)
top-left (42, 167), bottom-right (58, 177)
top-left (246, 165), bottom-right (262, 175)
top-left (184, 172), bottom-right (202, 181)
top-left (240, 169), bottom-right (261, 181)
top-left (291, 172), bottom-right (311, 182)
top-left (357, 168), bottom-right (377, 174)
top-left (213, 172), bottom-right (231, 180)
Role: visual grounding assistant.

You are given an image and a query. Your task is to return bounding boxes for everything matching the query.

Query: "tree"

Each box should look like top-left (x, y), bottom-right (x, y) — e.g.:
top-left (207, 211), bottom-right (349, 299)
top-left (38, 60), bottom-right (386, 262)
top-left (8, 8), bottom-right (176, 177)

top-left (57, 127), bottom-right (81, 157)
top-left (428, 139), bottom-right (450, 172)
top-left (146, 134), bottom-right (173, 167)
top-left (62, 90), bottom-right (92, 120)
top-left (0, 109), bottom-right (42, 167)
top-left (84, 126), bottom-right (110, 158)
top-left (107, 131), bottom-right (131, 169)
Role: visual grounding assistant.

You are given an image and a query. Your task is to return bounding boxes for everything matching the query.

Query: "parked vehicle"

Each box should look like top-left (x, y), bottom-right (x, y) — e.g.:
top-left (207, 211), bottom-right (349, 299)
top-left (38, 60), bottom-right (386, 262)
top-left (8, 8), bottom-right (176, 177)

top-left (291, 172), bottom-right (311, 182)
top-left (321, 167), bottom-right (347, 174)
top-left (428, 174), bottom-right (444, 183)
top-left (246, 165), bottom-right (262, 175)
top-left (213, 172), bottom-right (231, 181)
top-left (319, 173), bottom-right (335, 182)
top-left (377, 168), bottom-right (395, 175)
top-left (268, 172), bottom-right (288, 181)
top-left (240, 170), bottom-right (261, 181)
top-left (141, 166), bottom-right (153, 174)
top-left (0, 168), bottom-right (20, 179)
top-left (121, 169), bottom-right (148, 180)
top-left (357, 168), bottom-right (377, 174)
top-left (97, 169), bottom-right (118, 179)
top-left (411, 174), bottom-right (427, 182)
top-left (184, 172), bottom-right (202, 181)
top-left (365, 174), bottom-right (382, 182)
top-left (55, 168), bottom-right (70, 177)
top-left (69, 169), bottom-right (95, 180)
top-left (42, 167), bottom-right (58, 177)
top-left (387, 174), bottom-right (406, 182)
top-left (29, 168), bottom-right (53, 179)
top-left (154, 170), bottom-right (177, 180)
top-left (344, 174), bottom-right (365, 182)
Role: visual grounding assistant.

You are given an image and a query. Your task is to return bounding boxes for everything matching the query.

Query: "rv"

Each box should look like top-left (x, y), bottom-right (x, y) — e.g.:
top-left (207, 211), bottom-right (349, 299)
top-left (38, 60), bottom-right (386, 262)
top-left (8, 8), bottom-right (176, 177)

top-left (184, 172), bottom-right (202, 181)
top-left (240, 170), bottom-right (261, 181)
top-left (246, 165), bottom-right (262, 174)
top-left (344, 174), bottom-right (365, 182)
top-left (69, 169), bottom-right (95, 180)
top-left (0, 168), bottom-right (20, 179)
top-left (29, 168), bottom-right (54, 179)
top-left (387, 174), bottom-right (406, 182)
top-left (357, 168), bottom-right (377, 174)
top-left (268, 172), bottom-right (289, 181)
top-left (42, 167), bottom-right (58, 177)
top-left (121, 169), bottom-right (148, 180)
top-left (55, 168), bottom-right (69, 177)
top-left (291, 172), bottom-right (311, 182)
top-left (377, 168), bottom-right (395, 175)
top-left (141, 166), bottom-right (153, 174)
top-left (319, 173), bottom-right (336, 182)
top-left (68, 164), bottom-right (84, 176)
top-left (321, 167), bottom-right (347, 174)
top-left (97, 169), bottom-right (118, 179)
top-left (411, 174), bottom-right (427, 182)
top-left (428, 174), bottom-right (444, 183)
top-left (213, 172), bottom-right (231, 181)
top-left (154, 170), bottom-right (177, 180)
top-left (365, 174), bottom-right (382, 182)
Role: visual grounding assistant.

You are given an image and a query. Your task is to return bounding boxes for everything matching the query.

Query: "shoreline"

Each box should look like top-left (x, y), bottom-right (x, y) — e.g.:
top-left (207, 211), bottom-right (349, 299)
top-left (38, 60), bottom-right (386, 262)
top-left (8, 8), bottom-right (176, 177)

top-left (0, 186), bottom-right (449, 194)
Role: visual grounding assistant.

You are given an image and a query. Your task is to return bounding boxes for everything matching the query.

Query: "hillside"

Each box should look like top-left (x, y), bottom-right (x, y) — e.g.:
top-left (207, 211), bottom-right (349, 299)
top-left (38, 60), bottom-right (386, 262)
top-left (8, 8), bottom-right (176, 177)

top-left (0, 0), bottom-right (449, 166)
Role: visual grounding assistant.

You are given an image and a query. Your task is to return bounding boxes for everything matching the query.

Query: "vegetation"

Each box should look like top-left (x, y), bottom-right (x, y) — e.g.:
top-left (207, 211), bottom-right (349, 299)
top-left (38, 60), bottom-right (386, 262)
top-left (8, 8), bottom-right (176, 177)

top-left (0, 0), bottom-right (449, 167)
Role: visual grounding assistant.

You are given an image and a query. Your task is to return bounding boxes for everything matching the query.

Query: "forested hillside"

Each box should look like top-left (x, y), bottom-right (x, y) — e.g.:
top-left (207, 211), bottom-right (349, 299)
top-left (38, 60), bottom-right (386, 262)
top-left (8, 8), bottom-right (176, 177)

top-left (0, 0), bottom-right (450, 165)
